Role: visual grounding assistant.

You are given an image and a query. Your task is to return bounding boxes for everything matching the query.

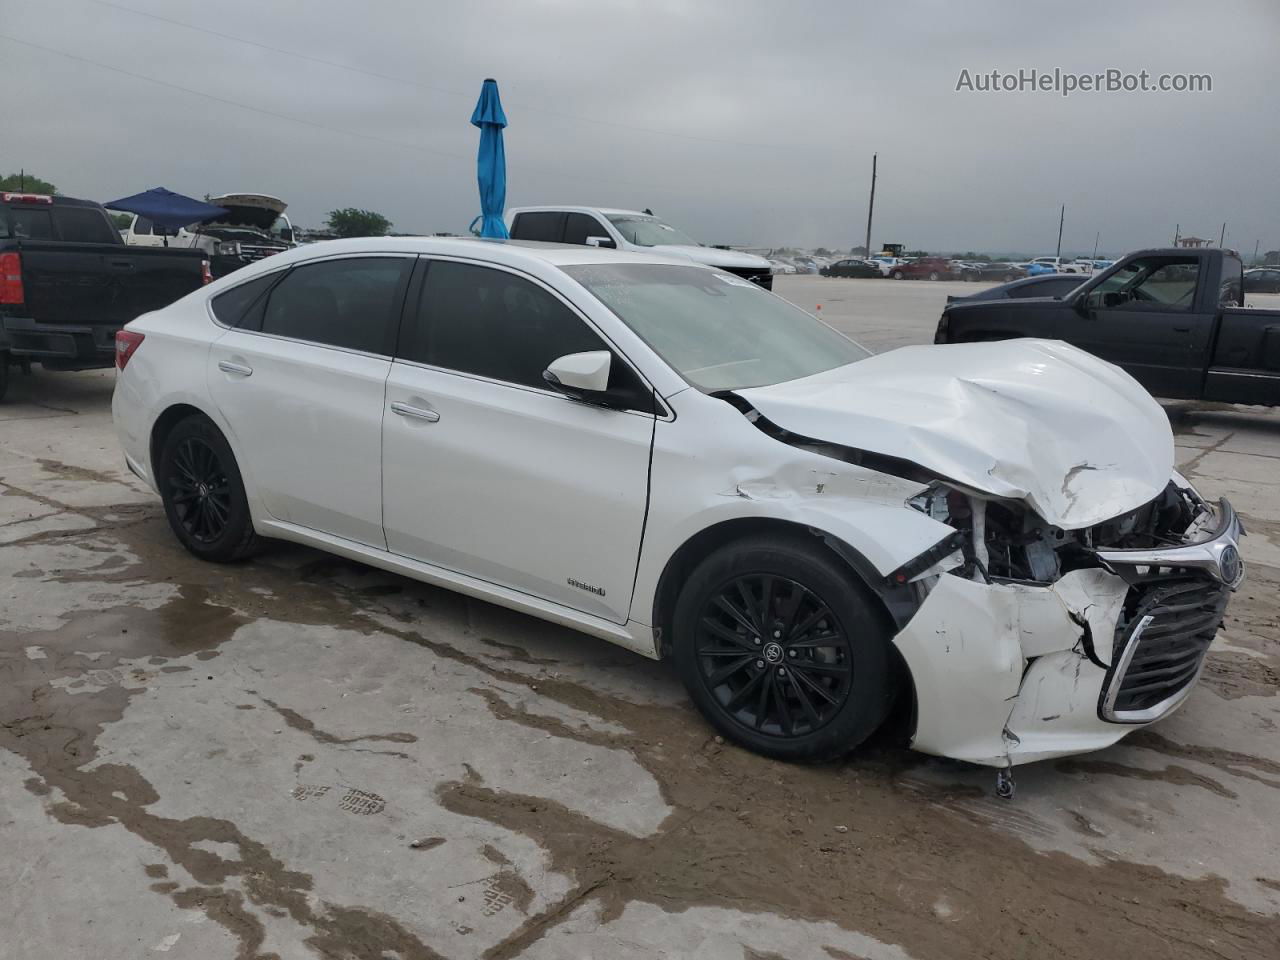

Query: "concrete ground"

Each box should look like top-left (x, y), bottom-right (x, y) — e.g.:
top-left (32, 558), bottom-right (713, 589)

top-left (2, 277), bottom-right (1278, 959)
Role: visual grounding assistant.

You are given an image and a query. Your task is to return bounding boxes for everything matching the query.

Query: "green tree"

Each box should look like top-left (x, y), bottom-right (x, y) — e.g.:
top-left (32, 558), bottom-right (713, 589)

top-left (108, 212), bottom-right (132, 230)
top-left (325, 208), bottom-right (392, 238)
top-left (0, 171), bottom-right (57, 194)
top-left (813, 247), bottom-right (833, 257)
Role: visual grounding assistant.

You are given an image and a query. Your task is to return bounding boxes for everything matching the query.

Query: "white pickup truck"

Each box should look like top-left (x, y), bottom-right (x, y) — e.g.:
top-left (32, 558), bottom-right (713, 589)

top-left (123, 193), bottom-right (296, 278)
top-left (505, 206), bottom-right (774, 289)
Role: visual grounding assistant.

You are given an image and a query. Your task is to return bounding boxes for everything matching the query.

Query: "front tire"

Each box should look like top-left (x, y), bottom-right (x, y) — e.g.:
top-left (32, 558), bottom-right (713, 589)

top-left (928, 271), bottom-right (940, 281)
top-left (672, 536), bottom-right (895, 763)
top-left (157, 414), bottom-right (260, 563)
top-left (892, 271), bottom-right (904, 280)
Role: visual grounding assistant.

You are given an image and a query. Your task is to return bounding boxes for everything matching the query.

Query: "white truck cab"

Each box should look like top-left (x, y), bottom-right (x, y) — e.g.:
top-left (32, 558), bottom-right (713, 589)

top-left (505, 206), bottom-right (774, 289)
top-left (122, 194), bottom-right (296, 278)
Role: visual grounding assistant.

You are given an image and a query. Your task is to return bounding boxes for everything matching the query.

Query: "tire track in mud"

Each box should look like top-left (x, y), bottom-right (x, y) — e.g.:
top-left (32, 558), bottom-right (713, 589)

top-left (3, 505), bottom-right (1279, 959)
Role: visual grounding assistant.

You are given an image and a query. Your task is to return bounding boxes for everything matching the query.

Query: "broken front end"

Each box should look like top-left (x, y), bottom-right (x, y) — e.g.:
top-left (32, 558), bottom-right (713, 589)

top-left (889, 476), bottom-right (1244, 768)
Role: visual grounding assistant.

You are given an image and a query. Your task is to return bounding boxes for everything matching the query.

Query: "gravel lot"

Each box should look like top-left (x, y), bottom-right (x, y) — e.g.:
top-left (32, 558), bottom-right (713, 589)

top-left (2, 276), bottom-right (1278, 959)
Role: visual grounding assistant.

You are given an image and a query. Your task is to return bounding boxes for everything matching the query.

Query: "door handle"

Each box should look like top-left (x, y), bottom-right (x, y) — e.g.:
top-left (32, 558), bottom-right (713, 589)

top-left (390, 401), bottom-right (440, 422)
top-left (1173, 326), bottom-right (1191, 333)
top-left (217, 360), bottom-right (253, 377)
top-left (107, 259), bottom-right (135, 269)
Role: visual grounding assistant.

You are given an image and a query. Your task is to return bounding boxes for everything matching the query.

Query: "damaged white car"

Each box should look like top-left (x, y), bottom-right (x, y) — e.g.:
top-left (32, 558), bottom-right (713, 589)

top-left (112, 239), bottom-right (1245, 781)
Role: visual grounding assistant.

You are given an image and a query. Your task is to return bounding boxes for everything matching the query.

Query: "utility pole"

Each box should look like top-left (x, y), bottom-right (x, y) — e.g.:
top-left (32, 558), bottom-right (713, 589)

top-left (1092, 231), bottom-right (1100, 260)
top-left (1219, 222), bottom-right (1227, 247)
top-left (863, 153), bottom-right (877, 256)
top-left (1253, 239), bottom-right (1261, 265)
top-left (1055, 204), bottom-right (1065, 260)
top-left (19, 168), bottom-right (24, 191)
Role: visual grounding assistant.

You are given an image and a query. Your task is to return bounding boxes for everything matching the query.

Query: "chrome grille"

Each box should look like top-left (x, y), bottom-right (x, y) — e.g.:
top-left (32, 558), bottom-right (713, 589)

top-left (1101, 577), bottom-right (1228, 722)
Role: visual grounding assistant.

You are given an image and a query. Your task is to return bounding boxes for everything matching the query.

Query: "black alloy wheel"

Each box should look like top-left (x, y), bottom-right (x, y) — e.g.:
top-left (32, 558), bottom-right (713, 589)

top-left (167, 436), bottom-right (232, 544)
top-left (158, 414), bottom-right (260, 562)
top-left (672, 536), bottom-right (895, 762)
top-left (695, 574), bottom-right (853, 737)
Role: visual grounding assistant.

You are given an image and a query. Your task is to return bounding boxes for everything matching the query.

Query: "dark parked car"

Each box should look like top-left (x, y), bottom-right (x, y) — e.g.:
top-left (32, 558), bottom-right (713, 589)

top-left (946, 273), bottom-right (1085, 303)
top-left (936, 247), bottom-right (1280, 405)
top-left (955, 261), bottom-right (1025, 282)
top-left (890, 256), bottom-right (956, 281)
top-left (1, 192), bottom-right (209, 400)
top-left (1244, 268), bottom-right (1280, 293)
top-left (821, 258), bottom-right (882, 279)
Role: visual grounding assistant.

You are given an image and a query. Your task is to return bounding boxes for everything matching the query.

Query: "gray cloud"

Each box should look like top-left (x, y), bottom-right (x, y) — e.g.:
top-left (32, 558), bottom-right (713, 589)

top-left (4, 0), bottom-right (1277, 255)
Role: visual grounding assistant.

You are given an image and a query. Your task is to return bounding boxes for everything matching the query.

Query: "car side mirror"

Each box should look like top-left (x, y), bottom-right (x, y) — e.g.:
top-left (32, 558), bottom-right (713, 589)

top-left (544, 350), bottom-right (612, 400)
top-left (1102, 291), bottom-right (1123, 308)
top-left (584, 236), bottom-right (616, 249)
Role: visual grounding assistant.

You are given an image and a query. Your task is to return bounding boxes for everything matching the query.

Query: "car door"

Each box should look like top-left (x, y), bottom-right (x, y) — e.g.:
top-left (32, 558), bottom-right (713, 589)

top-left (1069, 255), bottom-right (1212, 398)
top-left (382, 257), bottom-right (655, 624)
top-left (207, 254), bottom-right (413, 547)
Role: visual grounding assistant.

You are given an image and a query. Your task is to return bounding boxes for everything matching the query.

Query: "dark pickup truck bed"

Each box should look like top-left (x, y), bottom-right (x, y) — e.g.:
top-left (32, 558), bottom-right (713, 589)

top-left (1, 193), bottom-right (209, 400)
top-left (935, 247), bottom-right (1280, 406)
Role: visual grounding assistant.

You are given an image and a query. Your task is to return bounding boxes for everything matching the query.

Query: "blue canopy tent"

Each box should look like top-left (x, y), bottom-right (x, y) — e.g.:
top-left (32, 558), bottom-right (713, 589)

top-left (104, 187), bottom-right (228, 245)
top-left (469, 79), bottom-right (509, 239)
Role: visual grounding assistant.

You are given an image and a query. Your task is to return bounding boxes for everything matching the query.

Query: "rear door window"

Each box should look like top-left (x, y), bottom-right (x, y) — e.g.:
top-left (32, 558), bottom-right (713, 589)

top-left (257, 257), bottom-right (410, 354)
top-left (52, 206), bottom-right (118, 244)
top-left (509, 212), bottom-right (565, 242)
top-left (211, 272), bottom-right (284, 327)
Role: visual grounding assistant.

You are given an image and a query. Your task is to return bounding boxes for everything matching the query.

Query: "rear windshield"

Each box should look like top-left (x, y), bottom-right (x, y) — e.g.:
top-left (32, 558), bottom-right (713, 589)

top-left (1, 204), bottom-right (116, 243)
top-left (1, 205), bottom-right (55, 240)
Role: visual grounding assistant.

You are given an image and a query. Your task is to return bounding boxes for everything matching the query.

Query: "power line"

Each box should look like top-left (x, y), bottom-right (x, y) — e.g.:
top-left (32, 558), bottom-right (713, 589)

top-left (79, 0), bottom-right (799, 151)
top-left (0, 31), bottom-right (698, 197)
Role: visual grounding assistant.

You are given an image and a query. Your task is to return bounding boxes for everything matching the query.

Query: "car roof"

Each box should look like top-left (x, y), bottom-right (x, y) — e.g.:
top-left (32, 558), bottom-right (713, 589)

top-left (506, 205), bottom-right (649, 218)
top-left (207, 235), bottom-right (705, 286)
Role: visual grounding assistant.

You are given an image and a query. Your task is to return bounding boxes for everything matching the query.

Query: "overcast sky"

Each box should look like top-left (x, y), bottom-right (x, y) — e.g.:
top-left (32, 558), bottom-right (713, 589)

top-left (3, 0), bottom-right (1277, 254)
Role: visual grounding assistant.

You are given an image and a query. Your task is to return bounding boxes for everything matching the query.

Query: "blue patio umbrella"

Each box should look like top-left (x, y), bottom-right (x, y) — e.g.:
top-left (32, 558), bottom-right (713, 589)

top-left (469, 78), bottom-right (509, 239)
top-left (104, 187), bottom-right (228, 232)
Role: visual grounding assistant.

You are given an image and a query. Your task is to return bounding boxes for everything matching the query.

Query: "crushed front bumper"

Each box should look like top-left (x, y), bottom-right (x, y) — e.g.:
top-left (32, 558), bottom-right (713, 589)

top-left (892, 498), bottom-right (1244, 768)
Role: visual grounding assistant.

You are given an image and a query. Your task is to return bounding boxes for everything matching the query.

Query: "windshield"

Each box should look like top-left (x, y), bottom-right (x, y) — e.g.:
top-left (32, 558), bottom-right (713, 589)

top-left (605, 214), bottom-right (699, 248)
top-left (564, 263), bottom-right (870, 391)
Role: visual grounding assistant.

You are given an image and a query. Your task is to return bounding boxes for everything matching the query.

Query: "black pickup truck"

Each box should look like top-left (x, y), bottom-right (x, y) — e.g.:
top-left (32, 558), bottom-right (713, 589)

top-left (935, 247), bottom-right (1280, 405)
top-left (1, 193), bottom-right (210, 401)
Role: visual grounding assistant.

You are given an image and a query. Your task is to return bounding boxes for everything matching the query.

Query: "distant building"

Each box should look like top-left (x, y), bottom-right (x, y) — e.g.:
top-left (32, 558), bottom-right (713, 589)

top-left (1176, 236), bottom-right (1211, 248)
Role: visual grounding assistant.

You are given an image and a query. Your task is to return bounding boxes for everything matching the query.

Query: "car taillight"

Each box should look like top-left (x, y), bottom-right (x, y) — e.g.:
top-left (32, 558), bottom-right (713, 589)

top-left (0, 192), bottom-right (53, 204)
top-left (0, 252), bottom-right (22, 304)
top-left (201, 259), bottom-right (213, 284)
top-left (116, 330), bottom-right (145, 370)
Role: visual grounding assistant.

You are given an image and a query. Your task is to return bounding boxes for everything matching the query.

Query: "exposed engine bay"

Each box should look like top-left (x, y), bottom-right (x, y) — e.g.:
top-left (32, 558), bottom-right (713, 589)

top-left (907, 480), bottom-right (1208, 584)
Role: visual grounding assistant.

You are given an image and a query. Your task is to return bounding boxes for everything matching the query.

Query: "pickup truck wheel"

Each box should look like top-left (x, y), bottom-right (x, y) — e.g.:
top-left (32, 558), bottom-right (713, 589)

top-left (892, 271), bottom-right (904, 280)
top-left (1004, 273), bottom-right (1016, 282)
top-left (0, 352), bottom-right (9, 403)
top-left (672, 536), bottom-right (894, 763)
top-left (928, 271), bottom-right (940, 281)
top-left (157, 415), bottom-right (261, 563)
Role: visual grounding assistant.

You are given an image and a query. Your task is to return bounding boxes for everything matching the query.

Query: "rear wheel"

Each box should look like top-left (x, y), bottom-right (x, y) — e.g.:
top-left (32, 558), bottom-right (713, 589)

top-left (672, 536), bottom-right (895, 763)
top-left (928, 271), bottom-right (940, 281)
top-left (0, 352), bottom-right (9, 403)
top-left (892, 271), bottom-right (904, 280)
top-left (157, 415), bottom-right (260, 562)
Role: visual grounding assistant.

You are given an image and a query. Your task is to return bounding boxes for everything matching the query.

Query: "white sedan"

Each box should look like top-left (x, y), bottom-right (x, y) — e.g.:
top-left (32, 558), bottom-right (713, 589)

top-left (112, 238), bottom-right (1243, 777)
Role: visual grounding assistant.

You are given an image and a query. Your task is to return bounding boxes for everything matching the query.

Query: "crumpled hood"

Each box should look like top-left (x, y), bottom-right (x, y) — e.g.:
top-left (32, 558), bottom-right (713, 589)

top-left (649, 244), bottom-right (771, 271)
top-left (736, 339), bottom-right (1174, 529)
